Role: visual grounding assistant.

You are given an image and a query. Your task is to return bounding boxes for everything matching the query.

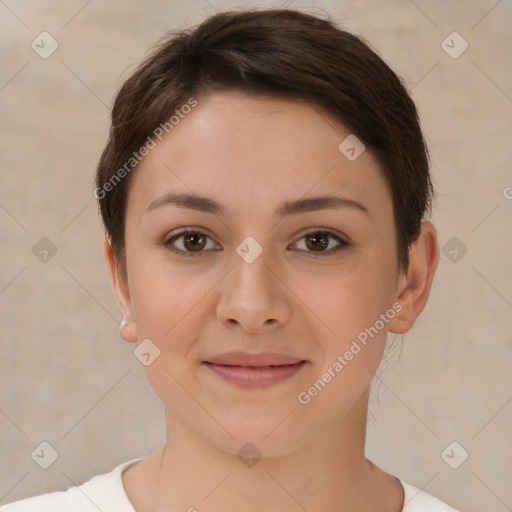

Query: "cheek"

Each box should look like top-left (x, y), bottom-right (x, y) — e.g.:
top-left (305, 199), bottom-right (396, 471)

top-left (301, 251), bottom-right (398, 396)
top-left (294, 260), bottom-right (396, 416)
top-left (132, 271), bottom-right (208, 344)
top-left (299, 253), bottom-right (396, 340)
top-left (128, 264), bottom-right (215, 402)
top-left (128, 257), bottom-right (218, 354)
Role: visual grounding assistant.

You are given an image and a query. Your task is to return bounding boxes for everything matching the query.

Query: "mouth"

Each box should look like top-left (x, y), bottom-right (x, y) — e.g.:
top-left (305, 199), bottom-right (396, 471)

top-left (203, 352), bottom-right (307, 388)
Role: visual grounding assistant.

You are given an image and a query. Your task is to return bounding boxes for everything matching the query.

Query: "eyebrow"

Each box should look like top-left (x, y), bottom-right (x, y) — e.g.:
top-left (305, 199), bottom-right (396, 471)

top-left (146, 192), bottom-right (369, 217)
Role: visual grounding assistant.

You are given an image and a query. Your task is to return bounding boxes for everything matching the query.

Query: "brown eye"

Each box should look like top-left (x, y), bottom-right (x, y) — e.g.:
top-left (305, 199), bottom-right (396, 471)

top-left (305, 232), bottom-right (329, 251)
top-left (163, 229), bottom-right (219, 256)
top-left (293, 229), bottom-right (349, 256)
top-left (182, 232), bottom-right (207, 251)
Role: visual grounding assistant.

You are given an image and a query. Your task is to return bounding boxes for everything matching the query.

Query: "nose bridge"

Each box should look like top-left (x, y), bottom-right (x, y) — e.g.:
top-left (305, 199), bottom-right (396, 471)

top-left (231, 241), bottom-right (278, 306)
top-left (216, 239), bottom-right (290, 330)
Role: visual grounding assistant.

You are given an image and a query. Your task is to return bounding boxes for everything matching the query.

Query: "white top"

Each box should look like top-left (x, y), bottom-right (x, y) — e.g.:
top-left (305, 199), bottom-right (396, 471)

top-left (1, 458), bottom-right (459, 511)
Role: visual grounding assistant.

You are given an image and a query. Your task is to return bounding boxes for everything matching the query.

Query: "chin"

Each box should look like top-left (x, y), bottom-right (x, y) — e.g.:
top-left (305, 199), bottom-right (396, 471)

top-left (201, 410), bottom-right (310, 459)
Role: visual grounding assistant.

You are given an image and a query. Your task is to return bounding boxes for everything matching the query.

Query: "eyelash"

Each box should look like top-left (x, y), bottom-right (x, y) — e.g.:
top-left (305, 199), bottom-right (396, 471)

top-left (162, 228), bottom-right (350, 257)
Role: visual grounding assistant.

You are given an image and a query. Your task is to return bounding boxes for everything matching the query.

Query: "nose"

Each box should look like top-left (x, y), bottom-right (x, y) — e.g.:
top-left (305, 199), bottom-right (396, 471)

top-left (216, 249), bottom-right (291, 333)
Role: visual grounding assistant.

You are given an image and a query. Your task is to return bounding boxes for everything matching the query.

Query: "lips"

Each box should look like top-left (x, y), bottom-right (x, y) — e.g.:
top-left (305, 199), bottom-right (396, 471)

top-left (206, 351), bottom-right (303, 366)
top-left (203, 351), bottom-right (306, 388)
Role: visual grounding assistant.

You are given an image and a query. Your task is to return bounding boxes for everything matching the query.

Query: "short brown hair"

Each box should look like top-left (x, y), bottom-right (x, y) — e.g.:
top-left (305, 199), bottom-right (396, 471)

top-left (95, 8), bottom-right (434, 273)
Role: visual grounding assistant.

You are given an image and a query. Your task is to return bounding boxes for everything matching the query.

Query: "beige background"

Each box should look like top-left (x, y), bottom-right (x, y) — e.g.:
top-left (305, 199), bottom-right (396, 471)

top-left (1, 1), bottom-right (511, 510)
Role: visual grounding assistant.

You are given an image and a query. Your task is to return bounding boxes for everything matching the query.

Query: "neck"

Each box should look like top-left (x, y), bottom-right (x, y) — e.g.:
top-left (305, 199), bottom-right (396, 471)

top-left (123, 393), bottom-right (404, 512)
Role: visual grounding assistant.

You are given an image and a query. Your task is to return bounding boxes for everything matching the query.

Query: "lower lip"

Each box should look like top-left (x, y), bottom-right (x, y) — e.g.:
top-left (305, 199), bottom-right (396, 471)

top-left (204, 361), bottom-right (306, 388)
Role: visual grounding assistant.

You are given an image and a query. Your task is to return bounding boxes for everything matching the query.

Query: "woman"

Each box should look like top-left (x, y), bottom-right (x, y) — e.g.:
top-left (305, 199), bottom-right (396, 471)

top-left (2, 8), bottom-right (459, 512)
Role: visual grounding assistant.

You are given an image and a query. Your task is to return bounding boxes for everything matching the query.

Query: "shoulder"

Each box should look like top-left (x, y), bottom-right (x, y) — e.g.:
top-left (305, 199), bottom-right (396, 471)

top-left (399, 479), bottom-right (460, 512)
top-left (0, 458), bottom-right (140, 512)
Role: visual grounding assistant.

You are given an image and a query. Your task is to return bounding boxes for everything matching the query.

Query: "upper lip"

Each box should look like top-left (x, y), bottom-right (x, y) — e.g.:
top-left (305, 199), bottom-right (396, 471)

top-left (205, 351), bottom-right (304, 366)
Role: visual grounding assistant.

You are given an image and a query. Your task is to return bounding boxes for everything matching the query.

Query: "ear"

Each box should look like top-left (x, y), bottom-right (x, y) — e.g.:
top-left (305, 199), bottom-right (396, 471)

top-left (388, 221), bottom-right (440, 334)
top-left (103, 237), bottom-right (138, 342)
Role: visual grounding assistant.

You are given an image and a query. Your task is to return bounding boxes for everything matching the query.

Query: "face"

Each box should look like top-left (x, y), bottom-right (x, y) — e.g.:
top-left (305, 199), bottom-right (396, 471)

top-left (111, 90), bottom-right (409, 456)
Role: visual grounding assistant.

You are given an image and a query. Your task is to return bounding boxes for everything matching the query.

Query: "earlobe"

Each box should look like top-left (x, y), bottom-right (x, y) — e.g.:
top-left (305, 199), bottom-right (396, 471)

top-left (103, 237), bottom-right (138, 343)
top-left (388, 221), bottom-right (440, 335)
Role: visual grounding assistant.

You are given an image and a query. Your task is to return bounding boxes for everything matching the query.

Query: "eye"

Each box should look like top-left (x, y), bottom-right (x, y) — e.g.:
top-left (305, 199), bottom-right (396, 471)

top-left (163, 229), bottom-right (220, 256)
top-left (291, 229), bottom-right (349, 256)
top-left (162, 228), bottom-right (349, 257)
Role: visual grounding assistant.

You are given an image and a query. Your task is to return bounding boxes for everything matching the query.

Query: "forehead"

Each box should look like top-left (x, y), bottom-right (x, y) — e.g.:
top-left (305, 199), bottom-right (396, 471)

top-left (127, 90), bottom-right (392, 222)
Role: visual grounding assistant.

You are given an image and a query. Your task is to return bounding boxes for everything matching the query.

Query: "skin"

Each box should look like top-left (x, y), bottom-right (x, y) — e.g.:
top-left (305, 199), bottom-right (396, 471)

top-left (104, 90), bottom-right (439, 512)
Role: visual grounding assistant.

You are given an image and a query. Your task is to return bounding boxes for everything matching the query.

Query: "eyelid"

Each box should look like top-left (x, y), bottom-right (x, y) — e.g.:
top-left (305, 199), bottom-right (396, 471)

top-left (293, 226), bottom-right (349, 244)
